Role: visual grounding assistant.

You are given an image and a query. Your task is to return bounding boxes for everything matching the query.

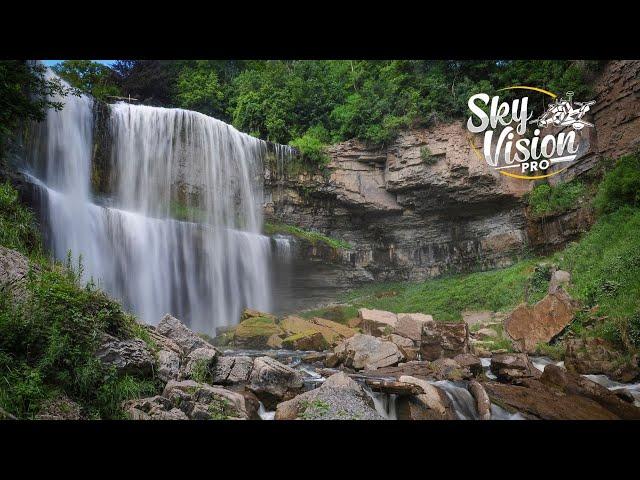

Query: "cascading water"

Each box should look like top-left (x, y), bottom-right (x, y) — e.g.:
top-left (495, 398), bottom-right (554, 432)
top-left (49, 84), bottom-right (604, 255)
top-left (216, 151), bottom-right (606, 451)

top-left (24, 70), bottom-right (292, 334)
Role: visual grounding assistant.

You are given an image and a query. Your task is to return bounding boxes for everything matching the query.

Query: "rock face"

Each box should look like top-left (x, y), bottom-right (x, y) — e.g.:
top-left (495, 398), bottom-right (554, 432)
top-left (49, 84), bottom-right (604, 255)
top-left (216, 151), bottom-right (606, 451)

top-left (181, 347), bottom-right (218, 380)
top-left (157, 314), bottom-right (217, 354)
top-left (95, 333), bottom-right (155, 376)
top-left (332, 333), bottom-right (405, 370)
top-left (248, 356), bottom-right (305, 409)
top-left (212, 356), bottom-right (254, 385)
top-left (504, 289), bottom-right (578, 353)
top-left (564, 337), bottom-right (640, 383)
top-left (420, 321), bottom-right (470, 360)
top-left (124, 395), bottom-right (189, 420)
top-left (35, 394), bottom-right (83, 420)
top-left (0, 245), bottom-right (37, 303)
top-left (394, 313), bottom-right (433, 342)
top-left (274, 372), bottom-right (383, 420)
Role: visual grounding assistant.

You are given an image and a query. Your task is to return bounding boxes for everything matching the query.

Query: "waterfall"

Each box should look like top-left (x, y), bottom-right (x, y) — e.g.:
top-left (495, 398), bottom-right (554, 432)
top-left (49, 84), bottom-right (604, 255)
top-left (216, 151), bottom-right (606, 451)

top-left (24, 70), bottom-right (292, 334)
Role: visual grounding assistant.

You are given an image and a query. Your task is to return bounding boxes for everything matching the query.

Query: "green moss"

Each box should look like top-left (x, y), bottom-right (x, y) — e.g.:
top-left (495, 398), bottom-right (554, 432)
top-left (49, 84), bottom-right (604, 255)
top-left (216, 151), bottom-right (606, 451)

top-left (169, 200), bottom-right (206, 222)
top-left (299, 305), bottom-right (359, 324)
top-left (235, 316), bottom-right (281, 338)
top-left (420, 146), bottom-right (437, 165)
top-left (265, 222), bottom-right (352, 250)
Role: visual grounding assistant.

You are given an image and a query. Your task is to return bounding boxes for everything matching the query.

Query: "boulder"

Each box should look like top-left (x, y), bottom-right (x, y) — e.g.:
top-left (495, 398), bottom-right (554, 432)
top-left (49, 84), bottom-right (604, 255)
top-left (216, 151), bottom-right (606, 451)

top-left (475, 328), bottom-right (498, 340)
top-left (95, 333), bottom-right (155, 377)
top-left (420, 321), bottom-right (470, 360)
top-left (163, 380), bottom-right (256, 419)
top-left (565, 337), bottom-right (640, 383)
top-left (454, 353), bottom-right (483, 377)
top-left (541, 364), bottom-right (640, 419)
top-left (275, 372), bottom-right (383, 420)
top-left (490, 353), bottom-right (540, 382)
top-left (429, 357), bottom-right (472, 381)
top-left (212, 356), bottom-right (254, 385)
top-left (124, 395), bottom-right (189, 420)
top-left (548, 269), bottom-right (571, 293)
top-left (311, 317), bottom-right (357, 340)
top-left (0, 245), bottom-right (38, 303)
top-left (157, 349), bottom-right (181, 382)
top-left (282, 331), bottom-right (328, 351)
top-left (241, 308), bottom-right (276, 321)
top-left (333, 333), bottom-right (405, 371)
top-left (180, 347), bottom-right (218, 380)
top-left (396, 375), bottom-right (457, 420)
top-left (394, 313), bottom-right (433, 342)
top-left (157, 314), bottom-right (217, 354)
top-left (358, 308), bottom-right (398, 337)
top-left (468, 380), bottom-right (491, 420)
top-left (504, 289), bottom-right (579, 353)
top-left (386, 333), bottom-right (419, 361)
top-left (248, 356), bottom-right (305, 409)
top-left (233, 315), bottom-right (284, 349)
top-left (482, 378), bottom-right (622, 420)
top-left (280, 315), bottom-right (354, 347)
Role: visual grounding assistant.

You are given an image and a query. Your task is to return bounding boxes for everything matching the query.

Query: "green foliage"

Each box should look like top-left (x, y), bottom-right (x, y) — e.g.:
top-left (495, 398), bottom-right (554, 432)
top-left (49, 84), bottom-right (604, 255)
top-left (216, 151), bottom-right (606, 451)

top-left (527, 180), bottom-right (587, 218)
top-left (289, 126), bottom-right (330, 168)
top-left (0, 61), bottom-right (69, 158)
top-left (420, 146), bottom-right (437, 165)
top-left (52, 60), bottom-right (121, 101)
top-left (175, 61), bottom-right (225, 117)
top-left (264, 222), bottom-right (352, 250)
top-left (593, 153), bottom-right (640, 214)
top-left (0, 256), bottom-right (161, 419)
top-left (0, 182), bottom-right (42, 257)
top-left (299, 399), bottom-right (331, 419)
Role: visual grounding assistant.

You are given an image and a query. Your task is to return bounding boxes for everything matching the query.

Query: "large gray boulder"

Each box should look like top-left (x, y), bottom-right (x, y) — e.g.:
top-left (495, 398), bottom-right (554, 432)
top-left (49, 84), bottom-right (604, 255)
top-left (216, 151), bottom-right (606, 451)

top-left (212, 356), bottom-right (254, 385)
top-left (358, 308), bottom-right (398, 337)
top-left (163, 380), bottom-right (257, 420)
top-left (490, 353), bottom-right (539, 382)
top-left (156, 314), bottom-right (217, 355)
top-left (157, 349), bottom-right (181, 383)
top-left (180, 347), bottom-right (218, 380)
top-left (123, 395), bottom-right (189, 420)
top-left (95, 333), bottom-right (155, 376)
top-left (248, 356), bottom-right (305, 410)
top-left (421, 321), bottom-right (470, 360)
top-left (275, 372), bottom-right (383, 420)
top-left (333, 333), bottom-right (405, 371)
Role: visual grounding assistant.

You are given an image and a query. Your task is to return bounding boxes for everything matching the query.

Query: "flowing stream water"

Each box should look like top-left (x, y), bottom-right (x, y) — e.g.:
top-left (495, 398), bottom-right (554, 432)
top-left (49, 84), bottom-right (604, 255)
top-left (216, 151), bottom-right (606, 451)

top-left (23, 71), bottom-right (292, 333)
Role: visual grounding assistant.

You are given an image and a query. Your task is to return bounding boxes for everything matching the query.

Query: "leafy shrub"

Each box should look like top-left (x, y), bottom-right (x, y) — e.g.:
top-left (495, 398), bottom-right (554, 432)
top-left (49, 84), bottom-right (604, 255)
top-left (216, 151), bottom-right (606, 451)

top-left (527, 180), bottom-right (586, 218)
top-left (593, 153), bottom-right (640, 214)
top-left (420, 146), bottom-right (437, 165)
top-left (289, 129), bottom-right (329, 168)
top-left (0, 182), bottom-right (42, 256)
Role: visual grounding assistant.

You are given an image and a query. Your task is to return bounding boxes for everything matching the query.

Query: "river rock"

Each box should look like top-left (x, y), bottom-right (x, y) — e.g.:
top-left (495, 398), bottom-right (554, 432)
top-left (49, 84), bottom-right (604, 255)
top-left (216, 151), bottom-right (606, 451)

top-left (124, 395), bottom-right (189, 420)
top-left (280, 315), bottom-right (353, 348)
top-left (282, 331), bottom-right (328, 351)
top-left (420, 321), bottom-right (470, 360)
top-left (95, 333), bottom-right (155, 376)
top-left (468, 380), bottom-right (491, 420)
top-left (386, 333), bottom-right (419, 361)
top-left (248, 356), bottom-right (305, 409)
top-left (490, 353), bottom-right (539, 382)
top-left (504, 289), bottom-right (578, 353)
top-left (454, 353), bottom-right (483, 376)
top-left (333, 333), bottom-right (405, 370)
top-left (275, 372), bottom-right (383, 420)
top-left (212, 355), bottom-right (254, 385)
top-left (548, 269), bottom-right (571, 293)
top-left (0, 245), bottom-right (38, 303)
top-left (157, 349), bottom-right (181, 382)
top-left (180, 347), bottom-right (218, 380)
top-left (482, 378), bottom-right (621, 420)
top-left (394, 313), bottom-right (433, 342)
top-left (359, 308), bottom-right (398, 337)
top-left (157, 314), bottom-right (216, 354)
top-left (311, 317), bottom-right (357, 341)
top-left (564, 337), bottom-right (640, 383)
top-left (163, 380), bottom-right (255, 419)
top-left (396, 375), bottom-right (457, 420)
top-left (232, 315), bottom-right (285, 349)
top-left (540, 364), bottom-right (640, 420)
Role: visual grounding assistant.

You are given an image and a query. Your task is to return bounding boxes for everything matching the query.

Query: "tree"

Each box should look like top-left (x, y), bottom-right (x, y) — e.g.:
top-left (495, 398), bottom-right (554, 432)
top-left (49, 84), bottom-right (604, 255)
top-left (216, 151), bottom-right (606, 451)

top-left (52, 60), bottom-right (121, 100)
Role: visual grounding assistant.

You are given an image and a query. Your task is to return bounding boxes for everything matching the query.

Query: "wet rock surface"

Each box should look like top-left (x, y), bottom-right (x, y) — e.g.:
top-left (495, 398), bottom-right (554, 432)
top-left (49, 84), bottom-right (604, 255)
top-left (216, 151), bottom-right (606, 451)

top-left (95, 333), bottom-right (155, 377)
top-left (564, 337), bottom-right (640, 383)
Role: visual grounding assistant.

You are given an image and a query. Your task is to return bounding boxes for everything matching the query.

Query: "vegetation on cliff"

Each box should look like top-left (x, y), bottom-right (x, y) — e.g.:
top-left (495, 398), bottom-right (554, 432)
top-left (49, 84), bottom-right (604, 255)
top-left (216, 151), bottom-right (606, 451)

top-left (52, 60), bottom-right (602, 169)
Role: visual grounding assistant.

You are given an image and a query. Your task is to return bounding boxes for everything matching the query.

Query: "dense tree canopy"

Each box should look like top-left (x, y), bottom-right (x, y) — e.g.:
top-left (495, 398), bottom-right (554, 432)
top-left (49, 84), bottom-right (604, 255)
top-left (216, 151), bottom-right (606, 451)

top-left (49, 59), bottom-right (603, 166)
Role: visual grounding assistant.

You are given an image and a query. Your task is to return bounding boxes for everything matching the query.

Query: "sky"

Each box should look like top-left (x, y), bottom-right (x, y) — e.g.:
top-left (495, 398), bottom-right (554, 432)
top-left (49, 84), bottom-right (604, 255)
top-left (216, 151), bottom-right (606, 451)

top-left (42, 60), bottom-right (117, 67)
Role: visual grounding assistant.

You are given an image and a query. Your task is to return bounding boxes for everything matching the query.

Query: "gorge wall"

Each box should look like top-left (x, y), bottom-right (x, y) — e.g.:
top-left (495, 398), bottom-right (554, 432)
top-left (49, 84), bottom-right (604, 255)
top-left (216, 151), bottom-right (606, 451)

top-left (265, 60), bottom-right (640, 294)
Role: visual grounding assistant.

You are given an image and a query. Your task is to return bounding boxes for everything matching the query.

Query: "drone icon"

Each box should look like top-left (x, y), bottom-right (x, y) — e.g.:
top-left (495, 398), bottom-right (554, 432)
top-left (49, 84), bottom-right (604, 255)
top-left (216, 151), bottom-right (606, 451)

top-left (531, 91), bottom-right (596, 130)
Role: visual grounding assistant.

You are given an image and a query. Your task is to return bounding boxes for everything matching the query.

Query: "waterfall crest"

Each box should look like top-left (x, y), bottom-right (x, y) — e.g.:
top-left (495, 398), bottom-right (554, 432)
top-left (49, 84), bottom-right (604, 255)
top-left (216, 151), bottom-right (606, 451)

top-left (25, 71), bottom-right (290, 334)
